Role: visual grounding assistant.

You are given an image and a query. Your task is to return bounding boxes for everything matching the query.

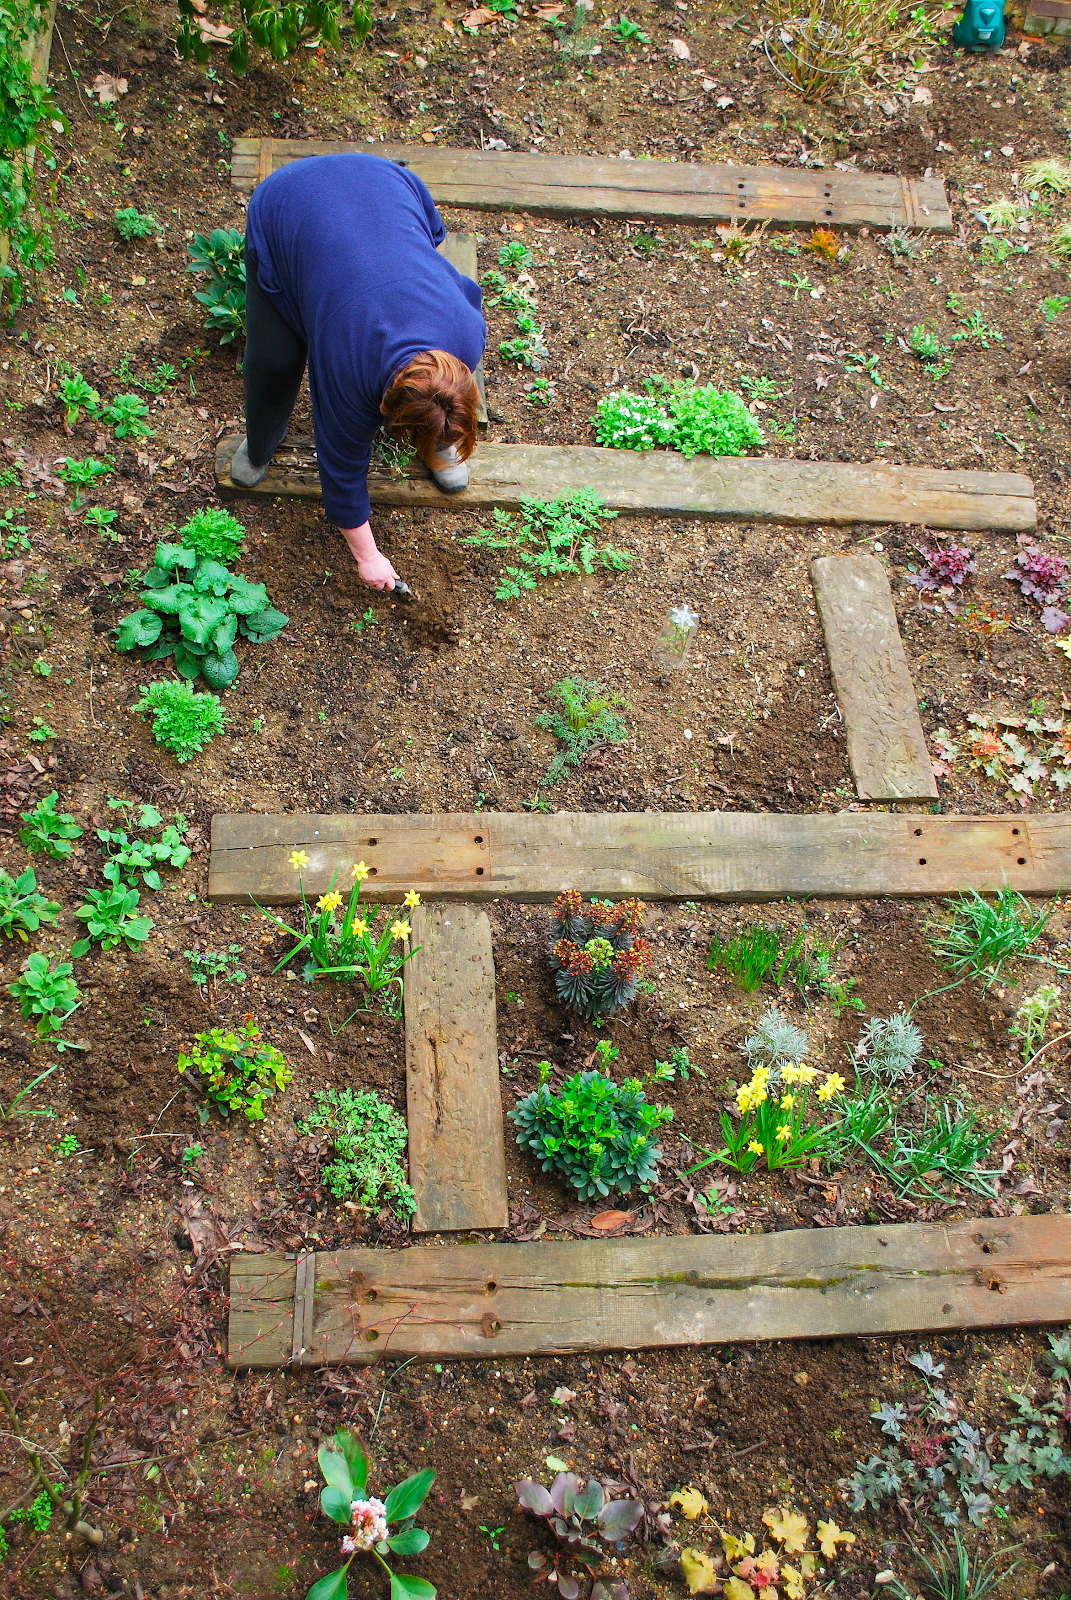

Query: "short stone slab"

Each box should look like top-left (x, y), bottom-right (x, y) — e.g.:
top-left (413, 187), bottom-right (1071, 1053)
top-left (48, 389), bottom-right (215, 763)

top-left (811, 553), bottom-right (938, 803)
top-left (230, 138), bottom-right (953, 231)
top-left (404, 904), bottom-right (508, 1234)
top-left (208, 810), bottom-right (1071, 905)
top-left (215, 435), bottom-right (1036, 534)
top-left (227, 1213), bottom-right (1071, 1366)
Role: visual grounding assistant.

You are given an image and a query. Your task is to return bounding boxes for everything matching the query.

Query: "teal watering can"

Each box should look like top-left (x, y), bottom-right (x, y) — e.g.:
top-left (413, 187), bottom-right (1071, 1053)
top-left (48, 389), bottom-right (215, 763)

top-left (952, 0), bottom-right (1005, 51)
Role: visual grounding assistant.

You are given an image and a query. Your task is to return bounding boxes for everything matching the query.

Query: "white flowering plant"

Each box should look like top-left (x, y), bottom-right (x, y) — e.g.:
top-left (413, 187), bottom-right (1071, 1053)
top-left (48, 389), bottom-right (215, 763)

top-left (254, 858), bottom-right (423, 1014)
top-left (308, 1428), bottom-right (436, 1599)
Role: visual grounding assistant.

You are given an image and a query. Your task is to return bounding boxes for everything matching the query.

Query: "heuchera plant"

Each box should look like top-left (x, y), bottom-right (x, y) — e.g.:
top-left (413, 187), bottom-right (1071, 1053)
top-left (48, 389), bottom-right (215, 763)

top-left (548, 892), bottom-right (651, 1021)
top-left (309, 1428), bottom-right (435, 1600)
top-left (911, 544), bottom-right (976, 594)
top-left (1004, 539), bottom-right (1070, 633)
top-left (515, 1471), bottom-right (642, 1599)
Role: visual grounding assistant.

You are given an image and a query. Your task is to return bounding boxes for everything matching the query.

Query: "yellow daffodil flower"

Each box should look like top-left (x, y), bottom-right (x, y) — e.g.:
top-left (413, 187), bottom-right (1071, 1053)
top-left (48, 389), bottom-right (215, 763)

top-left (352, 918), bottom-right (368, 937)
top-left (390, 919), bottom-right (411, 941)
top-left (403, 890), bottom-right (421, 908)
top-left (795, 1064), bottom-right (819, 1084)
top-left (316, 891), bottom-right (343, 914)
top-left (747, 1140), bottom-right (764, 1156)
top-left (289, 849), bottom-right (310, 870)
top-left (776, 1124), bottom-right (791, 1142)
top-left (780, 1064), bottom-right (801, 1085)
top-left (352, 860), bottom-right (371, 882)
top-left (780, 1093), bottom-right (796, 1109)
top-left (818, 1071), bottom-right (846, 1103)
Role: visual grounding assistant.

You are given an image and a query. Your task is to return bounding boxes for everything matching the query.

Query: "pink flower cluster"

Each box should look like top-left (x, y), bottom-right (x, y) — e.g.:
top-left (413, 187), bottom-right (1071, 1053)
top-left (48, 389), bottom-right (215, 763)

top-left (340, 1497), bottom-right (389, 1555)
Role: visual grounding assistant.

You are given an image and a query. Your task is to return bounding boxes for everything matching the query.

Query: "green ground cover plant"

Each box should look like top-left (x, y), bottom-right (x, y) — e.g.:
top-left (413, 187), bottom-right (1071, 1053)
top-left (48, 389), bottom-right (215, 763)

top-left (307, 1429), bottom-right (435, 1600)
top-left (72, 886), bottom-right (153, 956)
top-left (184, 944), bottom-right (246, 989)
top-left (535, 675), bottom-right (630, 788)
top-left (136, 679), bottom-right (227, 762)
top-left (0, 866), bottom-right (60, 940)
top-left (298, 1087), bottom-right (416, 1217)
top-left (180, 1017), bottom-right (291, 1123)
top-left (116, 540), bottom-right (287, 689)
top-left (7, 953), bottom-right (81, 1038)
top-left (594, 379), bottom-right (763, 458)
top-left (0, 0), bottom-right (66, 309)
top-left (510, 1061), bottom-right (673, 1200)
top-left (97, 805), bottom-right (191, 890)
top-left (114, 207), bottom-right (161, 240)
top-left (186, 228), bottom-right (246, 342)
top-left (547, 891), bottom-right (651, 1021)
top-left (462, 487), bottom-right (629, 602)
top-left (257, 864), bottom-right (421, 1014)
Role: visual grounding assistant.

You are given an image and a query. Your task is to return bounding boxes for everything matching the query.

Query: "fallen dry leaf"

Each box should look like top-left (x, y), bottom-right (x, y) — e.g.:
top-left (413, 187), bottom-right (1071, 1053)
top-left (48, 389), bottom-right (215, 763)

top-left (197, 19), bottom-right (235, 41)
top-left (912, 83), bottom-right (933, 103)
top-left (669, 1486), bottom-right (709, 1520)
top-left (296, 1029), bottom-right (318, 1057)
top-left (668, 36), bottom-right (692, 57)
top-left (90, 72), bottom-right (128, 103)
top-left (535, 3), bottom-right (564, 13)
top-left (590, 1209), bottom-right (632, 1231)
top-left (463, 6), bottom-right (497, 23)
top-left (460, 1491), bottom-right (480, 1510)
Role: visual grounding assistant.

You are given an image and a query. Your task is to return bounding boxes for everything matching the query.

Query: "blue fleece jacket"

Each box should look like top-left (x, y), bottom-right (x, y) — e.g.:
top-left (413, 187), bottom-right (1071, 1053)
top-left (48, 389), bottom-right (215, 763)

top-left (245, 152), bottom-right (486, 528)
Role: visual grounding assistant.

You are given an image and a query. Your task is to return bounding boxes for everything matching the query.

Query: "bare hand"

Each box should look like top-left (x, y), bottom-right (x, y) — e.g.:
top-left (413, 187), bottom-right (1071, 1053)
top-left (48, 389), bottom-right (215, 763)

top-left (357, 549), bottom-right (400, 591)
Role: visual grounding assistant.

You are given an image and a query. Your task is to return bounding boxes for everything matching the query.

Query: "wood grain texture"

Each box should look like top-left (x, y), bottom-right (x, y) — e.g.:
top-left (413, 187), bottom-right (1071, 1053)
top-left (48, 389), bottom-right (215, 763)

top-left (404, 905), bottom-right (508, 1233)
top-left (436, 232), bottom-right (488, 425)
top-left (812, 554), bottom-right (938, 803)
top-left (227, 1214), bottom-right (1071, 1366)
top-left (214, 435), bottom-right (1036, 533)
top-left (230, 139), bottom-right (952, 230)
top-left (208, 810), bottom-right (1071, 904)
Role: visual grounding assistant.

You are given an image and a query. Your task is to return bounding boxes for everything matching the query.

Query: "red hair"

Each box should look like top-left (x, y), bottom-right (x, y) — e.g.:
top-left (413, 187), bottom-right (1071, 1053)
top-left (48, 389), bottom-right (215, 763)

top-left (381, 350), bottom-right (479, 465)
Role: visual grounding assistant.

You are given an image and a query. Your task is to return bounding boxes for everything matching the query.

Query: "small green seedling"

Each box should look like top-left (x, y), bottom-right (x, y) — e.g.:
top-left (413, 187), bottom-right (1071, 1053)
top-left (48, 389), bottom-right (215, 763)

top-left (1040, 294), bottom-right (1070, 322)
top-left (498, 240), bottom-right (533, 271)
top-left (58, 374), bottom-right (101, 427)
top-left (8, 955), bottom-right (82, 1040)
top-left (180, 1018), bottom-right (290, 1123)
top-left (53, 1133), bottom-right (79, 1157)
top-left (115, 207), bottom-right (162, 240)
top-left (0, 867), bottom-right (61, 940)
top-left (612, 15), bottom-right (649, 46)
top-left (28, 719), bottom-right (56, 742)
top-left (185, 944), bottom-right (246, 988)
top-left (72, 886), bottom-right (153, 956)
top-left (98, 392), bottom-right (154, 440)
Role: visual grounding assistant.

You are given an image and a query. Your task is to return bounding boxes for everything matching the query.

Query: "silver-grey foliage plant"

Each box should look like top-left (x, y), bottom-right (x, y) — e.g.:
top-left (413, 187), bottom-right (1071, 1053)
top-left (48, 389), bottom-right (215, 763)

top-left (744, 1009), bottom-right (809, 1079)
top-left (854, 1013), bottom-right (923, 1082)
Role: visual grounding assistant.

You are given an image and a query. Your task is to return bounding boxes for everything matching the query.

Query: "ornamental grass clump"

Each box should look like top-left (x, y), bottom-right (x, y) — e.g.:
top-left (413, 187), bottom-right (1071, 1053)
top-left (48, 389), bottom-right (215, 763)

top-left (547, 891), bottom-right (651, 1022)
top-left (256, 859), bottom-right (422, 1014)
top-left (510, 1061), bottom-right (673, 1200)
top-left (515, 1471), bottom-right (643, 1596)
top-left (309, 1428), bottom-right (435, 1600)
top-left (179, 1017), bottom-right (291, 1123)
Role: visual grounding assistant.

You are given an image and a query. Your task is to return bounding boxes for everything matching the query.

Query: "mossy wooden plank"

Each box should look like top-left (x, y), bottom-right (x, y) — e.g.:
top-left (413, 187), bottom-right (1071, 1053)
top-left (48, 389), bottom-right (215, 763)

top-left (404, 905), bottom-right (508, 1233)
top-left (230, 138), bottom-right (952, 230)
top-left (226, 1215), bottom-right (1071, 1365)
top-left (227, 1253), bottom-right (297, 1368)
top-left (208, 810), bottom-right (1071, 905)
top-left (214, 436), bottom-right (1035, 533)
top-left (812, 553), bottom-right (938, 803)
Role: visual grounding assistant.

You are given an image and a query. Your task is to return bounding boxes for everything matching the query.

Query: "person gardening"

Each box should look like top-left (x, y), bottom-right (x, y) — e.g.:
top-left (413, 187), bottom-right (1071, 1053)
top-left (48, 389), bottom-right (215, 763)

top-left (231, 152), bottom-right (486, 592)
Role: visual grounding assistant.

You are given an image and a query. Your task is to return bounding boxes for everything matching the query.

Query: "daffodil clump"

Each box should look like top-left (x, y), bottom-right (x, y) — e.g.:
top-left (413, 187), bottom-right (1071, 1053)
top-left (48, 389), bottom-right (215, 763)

top-left (668, 1489), bottom-right (855, 1599)
top-left (687, 1060), bottom-right (846, 1177)
top-left (253, 856), bottom-right (422, 1015)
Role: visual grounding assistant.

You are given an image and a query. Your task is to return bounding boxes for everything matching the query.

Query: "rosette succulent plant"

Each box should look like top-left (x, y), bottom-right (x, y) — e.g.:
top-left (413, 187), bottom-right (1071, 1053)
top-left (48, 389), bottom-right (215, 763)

top-left (515, 1471), bottom-right (642, 1598)
top-left (548, 892), bottom-right (651, 1022)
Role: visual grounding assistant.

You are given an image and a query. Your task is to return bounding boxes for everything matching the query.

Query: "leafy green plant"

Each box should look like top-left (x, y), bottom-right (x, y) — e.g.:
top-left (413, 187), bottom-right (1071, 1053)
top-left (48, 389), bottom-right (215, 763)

top-left (137, 679), bottom-right (227, 763)
top-left (97, 807), bottom-right (191, 890)
top-left (888, 1099), bottom-right (1000, 1199)
top-left (480, 269), bottom-right (538, 315)
top-left (500, 318), bottom-right (549, 370)
top-left (116, 540), bottom-right (287, 689)
top-left (180, 1017), bottom-right (291, 1123)
top-left (951, 309), bottom-right (1003, 349)
top-left (0, 1062), bottom-right (57, 1121)
top-left (878, 1528), bottom-right (1022, 1600)
top-left (853, 1013), bottom-right (923, 1082)
top-left (307, 1429), bottom-right (435, 1600)
top-left (72, 886), bottom-right (153, 957)
top-left (176, 506), bottom-right (246, 566)
top-left (83, 507), bottom-right (118, 534)
top-left (184, 944), bottom-right (246, 989)
top-left (462, 487), bottom-right (629, 603)
top-left (186, 228), bottom-right (246, 342)
top-left (141, 360), bottom-right (177, 395)
top-left (498, 240), bottom-right (532, 271)
top-left (516, 1471), bottom-right (642, 1593)
top-left (548, 892), bottom-right (651, 1021)
top-left (27, 719), bottom-right (55, 742)
top-left (298, 1087), bottom-right (416, 1216)
top-left (1009, 982), bottom-right (1060, 1062)
top-left (0, 866), bottom-right (60, 940)
top-left (708, 924), bottom-right (782, 991)
top-left (57, 456), bottom-right (113, 508)
top-left (19, 792), bottom-right (83, 859)
top-left (58, 373), bottom-right (101, 427)
top-left (594, 380), bottom-right (763, 458)
top-left (257, 866), bottom-right (421, 1013)
top-left (53, 1132), bottom-right (78, 1156)
top-left (909, 323), bottom-right (952, 379)
top-left (612, 14), bottom-right (648, 45)
top-left (1040, 294), bottom-right (1070, 322)
top-left (979, 235), bottom-right (1014, 267)
top-left (98, 392), bottom-right (154, 441)
top-left (8, 953), bottom-right (82, 1039)
top-left (928, 889), bottom-right (1051, 988)
top-left (511, 1062), bottom-right (672, 1200)
top-left (114, 207), bottom-right (161, 240)
top-left (535, 676), bottom-right (630, 787)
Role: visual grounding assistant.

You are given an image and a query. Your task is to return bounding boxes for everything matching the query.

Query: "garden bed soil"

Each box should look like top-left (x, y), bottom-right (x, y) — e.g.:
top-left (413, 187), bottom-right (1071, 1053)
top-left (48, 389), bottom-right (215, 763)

top-left (2, 3), bottom-right (1071, 1597)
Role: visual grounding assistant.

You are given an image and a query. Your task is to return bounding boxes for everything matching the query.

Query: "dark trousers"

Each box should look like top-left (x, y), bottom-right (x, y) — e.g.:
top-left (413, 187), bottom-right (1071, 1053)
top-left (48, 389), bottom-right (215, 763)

top-left (244, 248), bottom-right (308, 469)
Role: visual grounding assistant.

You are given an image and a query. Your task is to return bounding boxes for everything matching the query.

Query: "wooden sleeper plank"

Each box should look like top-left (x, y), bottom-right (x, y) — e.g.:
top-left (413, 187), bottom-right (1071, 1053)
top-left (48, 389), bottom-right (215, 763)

top-left (404, 904), bottom-right (509, 1233)
top-left (214, 436), bottom-right (1036, 534)
top-left (227, 1214), bottom-right (1071, 1366)
top-left (208, 810), bottom-right (1069, 905)
top-left (436, 232), bottom-right (488, 425)
top-left (811, 553), bottom-right (938, 803)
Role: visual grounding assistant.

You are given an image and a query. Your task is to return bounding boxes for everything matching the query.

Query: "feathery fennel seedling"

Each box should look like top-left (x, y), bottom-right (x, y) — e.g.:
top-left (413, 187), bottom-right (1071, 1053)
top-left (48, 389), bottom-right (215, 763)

top-left (535, 676), bottom-right (629, 787)
top-left (462, 487), bottom-right (629, 601)
top-left (137, 680), bottom-right (227, 762)
top-left (298, 1087), bottom-right (416, 1216)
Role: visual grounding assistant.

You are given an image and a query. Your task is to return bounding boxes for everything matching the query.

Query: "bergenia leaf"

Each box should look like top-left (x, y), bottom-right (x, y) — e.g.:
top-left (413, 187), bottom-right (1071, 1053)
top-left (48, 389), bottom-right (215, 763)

top-left (306, 1570), bottom-right (351, 1600)
top-left (550, 1472), bottom-right (579, 1516)
top-left (384, 1468), bottom-right (435, 1522)
top-left (386, 1528), bottom-right (430, 1555)
top-left (389, 1575), bottom-right (436, 1600)
top-left (335, 1430), bottom-right (369, 1494)
top-left (320, 1484), bottom-right (352, 1524)
top-left (597, 1497), bottom-right (644, 1539)
top-left (317, 1439), bottom-right (354, 1499)
top-left (573, 1481), bottom-right (605, 1521)
top-left (515, 1480), bottom-right (553, 1517)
